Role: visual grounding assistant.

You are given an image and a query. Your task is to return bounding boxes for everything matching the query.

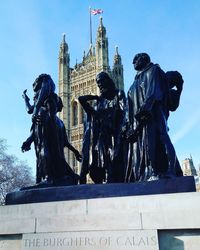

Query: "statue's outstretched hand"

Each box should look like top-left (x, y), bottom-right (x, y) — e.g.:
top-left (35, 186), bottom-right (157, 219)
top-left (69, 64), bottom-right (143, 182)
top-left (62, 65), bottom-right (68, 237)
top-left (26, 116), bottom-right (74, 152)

top-left (21, 141), bottom-right (31, 152)
top-left (22, 89), bottom-right (30, 101)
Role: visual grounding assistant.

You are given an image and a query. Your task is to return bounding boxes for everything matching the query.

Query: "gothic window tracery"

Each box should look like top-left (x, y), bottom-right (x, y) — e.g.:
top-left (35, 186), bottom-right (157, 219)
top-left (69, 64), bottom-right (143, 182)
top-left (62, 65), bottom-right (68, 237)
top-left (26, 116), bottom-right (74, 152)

top-left (80, 107), bottom-right (84, 124)
top-left (72, 101), bottom-right (78, 126)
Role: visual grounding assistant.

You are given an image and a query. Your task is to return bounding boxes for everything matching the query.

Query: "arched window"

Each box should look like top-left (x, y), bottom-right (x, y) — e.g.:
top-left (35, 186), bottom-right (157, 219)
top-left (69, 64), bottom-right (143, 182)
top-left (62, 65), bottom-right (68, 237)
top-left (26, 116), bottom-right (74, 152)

top-left (80, 107), bottom-right (84, 124)
top-left (72, 102), bottom-right (78, 126)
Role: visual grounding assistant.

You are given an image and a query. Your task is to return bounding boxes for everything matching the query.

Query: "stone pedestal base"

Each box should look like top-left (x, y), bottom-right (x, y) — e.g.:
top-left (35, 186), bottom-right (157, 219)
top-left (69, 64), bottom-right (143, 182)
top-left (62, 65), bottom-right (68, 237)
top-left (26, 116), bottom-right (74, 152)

top-left (1, 190), bottom-right (200, 249)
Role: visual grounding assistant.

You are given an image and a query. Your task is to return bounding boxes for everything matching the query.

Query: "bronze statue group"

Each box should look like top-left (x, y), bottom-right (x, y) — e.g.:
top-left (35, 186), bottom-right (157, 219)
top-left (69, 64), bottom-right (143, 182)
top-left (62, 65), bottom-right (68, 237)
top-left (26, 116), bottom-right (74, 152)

top-left (22, 53), bottom-right (184, 188)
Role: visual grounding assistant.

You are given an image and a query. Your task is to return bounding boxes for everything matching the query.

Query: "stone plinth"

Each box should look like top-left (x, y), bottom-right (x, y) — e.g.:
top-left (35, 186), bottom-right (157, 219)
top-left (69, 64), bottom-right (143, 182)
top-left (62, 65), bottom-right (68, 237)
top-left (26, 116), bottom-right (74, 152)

top-left (6, 176), bottom-right (195, 205)
top-left (1, 191), bottom-right (200, 249)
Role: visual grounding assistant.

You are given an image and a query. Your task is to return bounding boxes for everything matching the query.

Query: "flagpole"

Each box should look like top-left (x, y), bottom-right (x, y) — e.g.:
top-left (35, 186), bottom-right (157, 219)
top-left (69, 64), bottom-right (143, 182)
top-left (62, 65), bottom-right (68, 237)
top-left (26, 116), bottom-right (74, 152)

top-left (89, 6), bottom-right (92, 45)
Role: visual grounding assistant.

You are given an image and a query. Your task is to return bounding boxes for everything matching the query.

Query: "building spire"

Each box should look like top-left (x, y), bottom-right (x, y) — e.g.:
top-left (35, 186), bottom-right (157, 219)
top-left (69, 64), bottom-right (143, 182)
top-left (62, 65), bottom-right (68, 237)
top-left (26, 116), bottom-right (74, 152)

top-left (113, 45), bottom-right (122, 65)
top-left (60, 33), bottom-right (68, 53)
top-left (62, 33), bottom-right (66, 43)
top-left (97, 16), bottom-right (106, 38)
top-left (100, 16), bottom-right (103, 26)
top-left (112, 46), bottom-right (124, 90)
top-left (115, 45), bottom-right (119, 55)
top-left (96, 16), bottom-right (109, 71)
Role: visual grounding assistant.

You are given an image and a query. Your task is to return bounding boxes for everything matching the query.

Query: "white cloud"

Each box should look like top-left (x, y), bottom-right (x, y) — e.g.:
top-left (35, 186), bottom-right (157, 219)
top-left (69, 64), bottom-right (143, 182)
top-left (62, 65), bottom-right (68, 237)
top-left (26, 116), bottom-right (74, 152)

top-left (171, 110), bottom-right (200, 144)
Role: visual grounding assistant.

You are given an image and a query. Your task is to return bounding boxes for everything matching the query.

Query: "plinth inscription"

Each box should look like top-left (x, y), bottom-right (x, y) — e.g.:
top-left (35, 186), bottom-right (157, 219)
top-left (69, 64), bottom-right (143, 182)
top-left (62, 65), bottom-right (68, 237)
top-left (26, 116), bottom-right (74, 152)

top-left (22, 230), bottom-right (158, 250)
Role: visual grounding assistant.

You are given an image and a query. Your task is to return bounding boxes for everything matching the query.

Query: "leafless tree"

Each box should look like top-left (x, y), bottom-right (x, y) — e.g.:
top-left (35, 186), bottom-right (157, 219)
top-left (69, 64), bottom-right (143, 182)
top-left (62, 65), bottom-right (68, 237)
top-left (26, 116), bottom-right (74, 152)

top-left (0, 139), bottom-right (34, 205)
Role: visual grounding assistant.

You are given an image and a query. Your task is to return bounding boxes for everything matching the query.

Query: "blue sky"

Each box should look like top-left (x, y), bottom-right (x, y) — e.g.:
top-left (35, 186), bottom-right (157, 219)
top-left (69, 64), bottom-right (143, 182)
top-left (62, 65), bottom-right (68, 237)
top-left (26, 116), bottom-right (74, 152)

top-left (0, 0), bottom-right (200, 174)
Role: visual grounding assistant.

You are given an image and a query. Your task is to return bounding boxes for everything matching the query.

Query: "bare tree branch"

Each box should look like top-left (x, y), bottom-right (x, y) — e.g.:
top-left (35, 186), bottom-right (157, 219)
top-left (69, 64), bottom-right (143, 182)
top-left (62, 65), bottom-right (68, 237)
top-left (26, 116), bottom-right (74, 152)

top-left (0, 139), bottom-right (34, 205)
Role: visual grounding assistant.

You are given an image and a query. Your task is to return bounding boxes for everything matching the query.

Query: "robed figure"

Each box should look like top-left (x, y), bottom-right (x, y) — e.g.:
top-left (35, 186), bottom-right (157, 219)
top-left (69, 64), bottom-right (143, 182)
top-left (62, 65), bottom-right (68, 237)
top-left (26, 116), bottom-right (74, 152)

top-left (126, 53), bottom-right (182, 182)
top-left (22, 74), bottom-right (81, 186)
top-left (79, 72), bottom-right (127, 184)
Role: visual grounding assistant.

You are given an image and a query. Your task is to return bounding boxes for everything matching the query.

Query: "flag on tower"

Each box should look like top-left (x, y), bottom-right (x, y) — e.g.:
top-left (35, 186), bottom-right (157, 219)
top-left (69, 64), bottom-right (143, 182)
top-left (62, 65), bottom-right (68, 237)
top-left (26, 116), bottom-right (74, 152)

top-left (90, 9), bottom-right (103, 15)
top-left (89, 7), bottom-right (103, 45)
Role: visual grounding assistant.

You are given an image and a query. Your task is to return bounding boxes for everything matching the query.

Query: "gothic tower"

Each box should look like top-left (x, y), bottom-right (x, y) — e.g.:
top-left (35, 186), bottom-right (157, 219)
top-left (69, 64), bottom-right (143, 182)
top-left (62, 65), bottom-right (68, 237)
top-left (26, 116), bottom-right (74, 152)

top-left (96, 16), bottom-right (110, 72)
top-left (182, 156), bottom-right (197, 176)
top-left (58, 34), bottom-right (71, 159)
top-left (58, 34), bottom-right (70, 130)
top-left (112, 46), bottom-right (124, 90)
top-left (58, 17), bottom-right (124, 175)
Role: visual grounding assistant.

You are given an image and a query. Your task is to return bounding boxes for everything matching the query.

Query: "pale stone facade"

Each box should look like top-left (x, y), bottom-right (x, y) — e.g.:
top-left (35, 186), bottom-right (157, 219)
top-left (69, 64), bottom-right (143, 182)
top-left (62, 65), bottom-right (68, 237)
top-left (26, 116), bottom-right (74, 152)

top-left (58, 17), bottom-right (124, 174)
top-left (182, 156), bottom-right (197, 176)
